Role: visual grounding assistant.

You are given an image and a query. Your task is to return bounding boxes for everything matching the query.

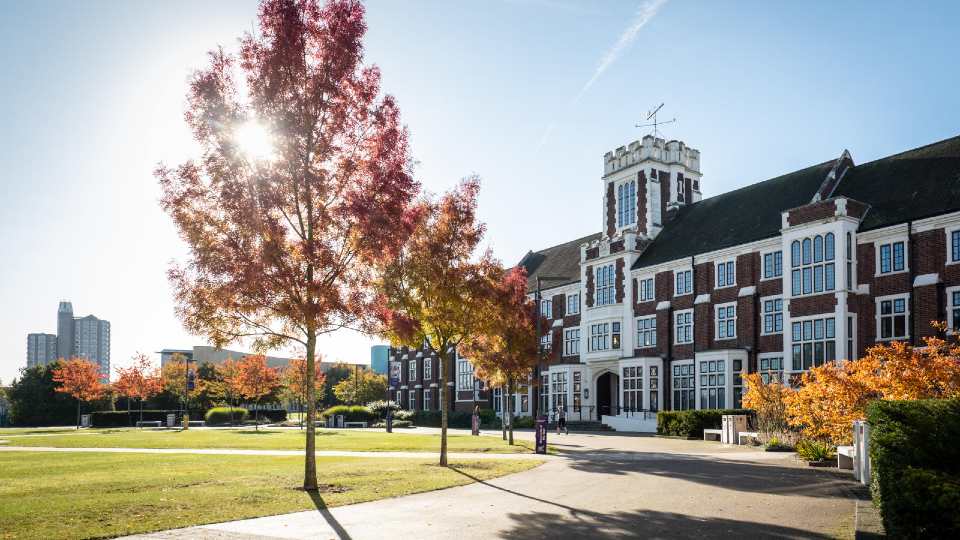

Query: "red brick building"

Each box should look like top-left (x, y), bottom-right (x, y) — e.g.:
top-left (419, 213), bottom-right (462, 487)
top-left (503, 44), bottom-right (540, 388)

top-left (388, 134), bottom-right (960, 431)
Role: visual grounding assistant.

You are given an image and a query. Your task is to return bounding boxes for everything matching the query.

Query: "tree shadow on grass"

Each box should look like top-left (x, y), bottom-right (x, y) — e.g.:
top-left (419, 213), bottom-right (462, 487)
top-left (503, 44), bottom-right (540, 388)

top-left (306, 489), bottom-right (352, 540)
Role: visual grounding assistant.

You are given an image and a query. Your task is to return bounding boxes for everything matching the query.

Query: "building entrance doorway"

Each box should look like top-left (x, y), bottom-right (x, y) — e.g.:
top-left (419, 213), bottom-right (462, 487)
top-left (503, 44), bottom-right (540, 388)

top-left (596, 371), bottom-right (619, 420)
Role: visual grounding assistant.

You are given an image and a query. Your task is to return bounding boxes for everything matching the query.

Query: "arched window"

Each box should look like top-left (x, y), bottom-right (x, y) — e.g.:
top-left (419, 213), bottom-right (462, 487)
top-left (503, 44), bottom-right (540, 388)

top-left (825, 233), bottom-right (835, 261)
top-left (791, 241), bottom-right (801, 268)
top-left (813, 235), bottom-right (823, 263)
top-left (802, 238), bottom-right (812, 265)
top-left (791, 234), bottom-right (837, 297)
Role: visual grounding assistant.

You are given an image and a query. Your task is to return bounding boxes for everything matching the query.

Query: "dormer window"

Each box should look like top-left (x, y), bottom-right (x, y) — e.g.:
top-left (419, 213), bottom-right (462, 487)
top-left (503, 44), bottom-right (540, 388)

top-left (617, 180), bottom-right (636, 228)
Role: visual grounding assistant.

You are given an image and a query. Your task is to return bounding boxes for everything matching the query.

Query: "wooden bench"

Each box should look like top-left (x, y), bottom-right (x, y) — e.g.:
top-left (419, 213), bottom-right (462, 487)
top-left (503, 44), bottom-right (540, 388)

top-left (703, 428), bottom-right (722, 441)
top-left (344, 421), bottom-right (368, 428)
top-left (737, 431), bottom-right (759, 445)
top-left (188, 420), bottom-right (205, 427)
top-left (136, 421), bottom-right (162, 428)
top-left (837, 445), bottom-right (855, 470)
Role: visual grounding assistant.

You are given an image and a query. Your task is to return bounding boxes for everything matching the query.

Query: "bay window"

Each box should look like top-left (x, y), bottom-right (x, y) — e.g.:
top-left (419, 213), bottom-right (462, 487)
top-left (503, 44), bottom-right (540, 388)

top-left (622, 365), bottom-right (643, 411)
top-left (698, 359), bottom-right (726, 409)
top-left (671, 361), bottom-right (695, 411)
top-left (617, 180), bottom-right (637, 228)
top-left (589, 322), bottom-right (620, 351)
top-left (791, 317), bottom-right (836, 371)
top-left (596, 264), bottom-right (616, 306)
top-left (791, 233), bottom-right (836, 296)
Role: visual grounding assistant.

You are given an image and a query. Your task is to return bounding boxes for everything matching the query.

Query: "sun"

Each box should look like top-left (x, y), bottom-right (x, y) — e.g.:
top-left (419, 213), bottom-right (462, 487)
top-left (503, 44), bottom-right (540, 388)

top-left (235, 120), bottom-right (274, 161)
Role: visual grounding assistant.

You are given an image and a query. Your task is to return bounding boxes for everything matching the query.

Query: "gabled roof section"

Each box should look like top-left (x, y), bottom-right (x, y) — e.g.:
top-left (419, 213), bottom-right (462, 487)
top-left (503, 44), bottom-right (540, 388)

top-left (632, 160), bottom-right (834, 269)
top-left (520, 232), bottom-right (600, 293)
top-left (834, 134), bottom-right (960, 230)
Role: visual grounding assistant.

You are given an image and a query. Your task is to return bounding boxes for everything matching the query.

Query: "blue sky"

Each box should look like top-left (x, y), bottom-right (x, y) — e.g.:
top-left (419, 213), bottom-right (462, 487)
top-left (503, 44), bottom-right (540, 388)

top-left (1, 0), bottom-right (958, 383)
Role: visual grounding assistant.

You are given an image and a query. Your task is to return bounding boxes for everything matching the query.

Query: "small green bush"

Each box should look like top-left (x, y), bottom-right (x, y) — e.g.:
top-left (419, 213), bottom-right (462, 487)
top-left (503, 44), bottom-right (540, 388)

top-left (512, 416), bottom-right (535, 428)
top-left (868, 399), bottom-right (960, 539)
top-left (479, 408), bottom-right (497, 426)
top-left (393, 409), bottom-right (414, 421)
top-left (765, 436), bottom-right (793, 451)
top-left (320, 405), bottom-right (376, 424)
top-left (205, 407), bottom-right (249, 426)
top-left (795, 439), bottom-right (835, 462)
top-left (656, 409), bottom-right (753, 439)
top-left (91, 410), bottom-right (201, 427)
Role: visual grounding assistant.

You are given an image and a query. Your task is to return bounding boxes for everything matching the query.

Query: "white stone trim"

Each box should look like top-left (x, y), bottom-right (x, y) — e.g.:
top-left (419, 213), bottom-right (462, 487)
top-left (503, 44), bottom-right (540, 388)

top-left (694, 294), bottom-right (711, 305)
top-left (414, 384), bottom-right (422, 389)
top-left (946, 225), bottom-right (960, 267)
top-left (875, 293), bottom-right (911, 342)
top-left (947, 286), bottom-right (960, 334)
top-left (913, 273), bottom-right (941, 287)
top-left (738, 286), bottom-right (756, 297)
top-left (656, 301), bottom-right (672, 311)
top-left (430, 383), bottom-right (438, 388)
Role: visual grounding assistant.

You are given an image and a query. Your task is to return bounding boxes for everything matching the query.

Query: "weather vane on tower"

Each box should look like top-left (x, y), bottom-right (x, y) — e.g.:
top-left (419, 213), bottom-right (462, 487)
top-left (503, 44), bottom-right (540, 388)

top-left (635, 103), bottom-right (676, 139)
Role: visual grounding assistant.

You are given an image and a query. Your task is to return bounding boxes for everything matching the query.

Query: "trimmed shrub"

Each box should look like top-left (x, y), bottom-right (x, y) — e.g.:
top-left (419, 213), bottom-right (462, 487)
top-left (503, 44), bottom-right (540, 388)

top-left (393, 409), bottom-right (414, 421)
top-left (656, 409), bottom-right (754, 439)
top-left (205, 407), bottom-right (249, 426)
top-left (868, 399), bottom-right (960, 539)
top-left (479, 408), bottom-right (497, 426)
top-left (250, 408), bottom-right (287, 423)
top-left (320, 405), bottom-right (376, 424)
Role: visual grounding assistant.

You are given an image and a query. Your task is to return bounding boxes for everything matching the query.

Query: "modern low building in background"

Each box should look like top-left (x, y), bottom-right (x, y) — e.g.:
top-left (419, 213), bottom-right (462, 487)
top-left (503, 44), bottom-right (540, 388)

top-left (159, 345), bottom-right (367, 373)
top-left (370, 345), bottom-right (389, 374)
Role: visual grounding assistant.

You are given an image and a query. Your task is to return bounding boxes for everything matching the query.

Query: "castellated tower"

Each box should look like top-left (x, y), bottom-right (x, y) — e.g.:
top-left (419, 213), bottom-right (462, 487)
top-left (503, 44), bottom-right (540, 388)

top-left (601, 135), bottom-right (701, 240)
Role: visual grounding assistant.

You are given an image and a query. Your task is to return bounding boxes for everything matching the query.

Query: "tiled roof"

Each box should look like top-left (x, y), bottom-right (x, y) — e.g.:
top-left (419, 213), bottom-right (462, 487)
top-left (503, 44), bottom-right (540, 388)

top-left (631, 160), bottom-right (834, 268)
top-left (835, 135), bottom-right (960, 230)
top-left (520, 232), bottom-right (600, 293)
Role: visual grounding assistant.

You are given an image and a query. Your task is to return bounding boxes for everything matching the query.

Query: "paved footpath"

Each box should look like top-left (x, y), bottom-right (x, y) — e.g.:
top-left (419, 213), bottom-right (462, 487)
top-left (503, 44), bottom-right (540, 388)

top-left (114, 432), bottom-right (861, 540)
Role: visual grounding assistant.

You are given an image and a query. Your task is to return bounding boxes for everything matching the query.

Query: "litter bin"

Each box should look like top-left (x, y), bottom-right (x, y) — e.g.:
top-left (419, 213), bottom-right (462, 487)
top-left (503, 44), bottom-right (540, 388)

top-left (166, 414), bottom-right (177, 428)
top-left (335, 414), bottom-right (345, 428)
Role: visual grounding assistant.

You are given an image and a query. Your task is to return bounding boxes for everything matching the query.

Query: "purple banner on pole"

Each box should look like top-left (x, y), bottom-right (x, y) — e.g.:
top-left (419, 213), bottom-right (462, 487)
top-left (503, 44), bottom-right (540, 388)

top-left (535, 415), bottom-right (548, 454)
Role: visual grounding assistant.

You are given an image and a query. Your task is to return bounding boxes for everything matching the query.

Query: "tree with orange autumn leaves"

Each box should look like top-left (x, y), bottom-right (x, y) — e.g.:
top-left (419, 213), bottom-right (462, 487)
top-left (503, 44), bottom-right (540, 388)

top-left (52, 358), bottom-right (105, 429)
top-left (744, 327), bottom-right (960, 445)
top-left (157, 0), bottom-right (418, 490)
top-left (376, 177), bottom-right (501, 466)
top-left (114, 353), bottom-right (162, 424)
top-left (461, 266), bottom-right (544, 445)
top-left (237, 355), bottom-right (281, 430)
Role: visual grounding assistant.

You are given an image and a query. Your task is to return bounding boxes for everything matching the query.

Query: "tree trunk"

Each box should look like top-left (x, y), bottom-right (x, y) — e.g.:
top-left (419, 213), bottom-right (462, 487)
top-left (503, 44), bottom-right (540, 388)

top-left (507, 376), bottom-right (515, 446)
top-left (139, 399), bottom-right (144, 424)
top-left (76, 399), bottom-right (81, 430)
top-left (254, 398), bottom-right (259, 431)
top-left (439, 347), bottom-right (450, 466)
top-left (303, 329), bottom-right (319, 490)
top-left (501, 387), bottom-right (507, 441)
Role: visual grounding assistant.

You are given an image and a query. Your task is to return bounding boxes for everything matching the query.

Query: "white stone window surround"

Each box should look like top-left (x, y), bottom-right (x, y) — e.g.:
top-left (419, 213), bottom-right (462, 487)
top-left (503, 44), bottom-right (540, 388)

top-left (715, 302), bottom-right (737, 340)
top-left (947, 286), bottom-right (960, 334)
top-left (873, 235), bottom-right (909, 277)
top-left (588, 319), bottom-right (622, 352)
top-left (635, 315), bottom-right (657, 348)
top-left (617, 357), bottom-right (662, 412)
top-left (760, 295), bottom-right (784, 336)
top-left (946, 225), bottom-right (960, 266)
top-left (788, 313), bottom-right (838, 373)
top-left (789, 232), bottom-right (838, 297)
top-left (616, 177), bottom-right (638, 230)
top-left (783, 220), bottom-right (859, 302)
top-left (566, 292), bottom-right (581, 315)
top-left (715, 259), bottom-right (736, 289)
top-left (674, 267), bottom-right (694, 297)
top-left (757, 352), bottom-right (785, 384)
top-left (674, 309), bottom-right (694, 344)
top-left (875, 293), bottom-right (910, 341)
top-left (693, 350), bottom-right (747, 411)
top-left (563, 327), bottom-right (580, 357)
top-left (760, 248), bottom-right (783, 281)
top-left (637, 275), bottom-right (656, 302)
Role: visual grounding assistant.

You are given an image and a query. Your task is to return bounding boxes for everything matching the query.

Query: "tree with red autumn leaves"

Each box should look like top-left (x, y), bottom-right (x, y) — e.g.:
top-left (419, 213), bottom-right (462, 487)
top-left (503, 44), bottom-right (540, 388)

top-left (114, 353), bottom-right (162, 424)
top-left (283, 358), bottom-right (327, 428)
top-left (156, 0), bottom-right (418, 490)
top-left (237, 355), bottom-right (281, 430)
top-left (462, 266), bottom-right (544, 445)
top-left (52, 358), bottom-right (105, 429)
top-left (376, 177), bottom-right (502, 465)
top-left (216, 357), bottom-right (246, 425)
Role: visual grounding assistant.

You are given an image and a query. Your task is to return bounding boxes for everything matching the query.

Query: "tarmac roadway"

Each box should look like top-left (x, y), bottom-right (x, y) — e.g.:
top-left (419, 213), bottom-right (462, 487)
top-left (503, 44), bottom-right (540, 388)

top-left (124, 428), bottom-right (862, 539)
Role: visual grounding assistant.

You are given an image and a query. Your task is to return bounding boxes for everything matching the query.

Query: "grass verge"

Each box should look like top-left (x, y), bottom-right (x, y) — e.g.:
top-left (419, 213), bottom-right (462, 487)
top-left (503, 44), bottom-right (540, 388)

top-left (0, 427), bottom-right (536, 453)
top-left (0, 451), bottom-right (541, 539)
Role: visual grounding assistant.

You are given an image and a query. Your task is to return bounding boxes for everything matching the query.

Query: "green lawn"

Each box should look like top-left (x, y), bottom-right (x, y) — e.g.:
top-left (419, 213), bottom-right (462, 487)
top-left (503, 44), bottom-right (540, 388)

top-left (0, 451), bottom-right (541, 539)
top-left (0, 427), bottom-right (536, 453)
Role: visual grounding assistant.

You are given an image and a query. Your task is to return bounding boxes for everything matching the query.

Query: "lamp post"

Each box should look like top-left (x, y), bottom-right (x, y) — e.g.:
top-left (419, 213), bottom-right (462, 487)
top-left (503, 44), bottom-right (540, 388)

top-left (183, 356), bottom-right (195, 430)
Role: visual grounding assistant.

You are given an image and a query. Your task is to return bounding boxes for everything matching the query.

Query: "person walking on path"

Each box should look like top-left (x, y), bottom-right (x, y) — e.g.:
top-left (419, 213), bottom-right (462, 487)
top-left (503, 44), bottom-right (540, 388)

top-left (555, 405), bottom-right (568, 435)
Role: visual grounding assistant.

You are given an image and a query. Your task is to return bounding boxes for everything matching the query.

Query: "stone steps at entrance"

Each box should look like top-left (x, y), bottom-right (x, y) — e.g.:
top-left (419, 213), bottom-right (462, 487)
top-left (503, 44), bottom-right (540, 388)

top-left (549, 421), bottom-right (615, 432)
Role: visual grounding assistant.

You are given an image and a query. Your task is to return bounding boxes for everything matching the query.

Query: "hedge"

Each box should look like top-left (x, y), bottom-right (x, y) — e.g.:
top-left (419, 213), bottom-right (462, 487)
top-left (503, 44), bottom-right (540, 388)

top-left (205, 407), bottom-right (249, 426)
top-left (248, 408), bottom-right (287, 423)
top-left (867, 399), bottom-right (960, 539)
top-left (411, 409), bottom-right (500, 429)
top-left (320, 405), bottom-right (377, 424)
top-left (656, 409), bottom-right (754, 439)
